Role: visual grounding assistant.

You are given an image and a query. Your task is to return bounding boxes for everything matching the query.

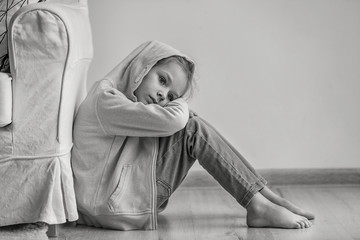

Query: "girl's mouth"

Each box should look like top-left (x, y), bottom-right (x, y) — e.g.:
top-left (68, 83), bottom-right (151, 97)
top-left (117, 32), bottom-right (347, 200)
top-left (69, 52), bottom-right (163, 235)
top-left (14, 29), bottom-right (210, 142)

top-left (150, 96), bottom-right (158, 104)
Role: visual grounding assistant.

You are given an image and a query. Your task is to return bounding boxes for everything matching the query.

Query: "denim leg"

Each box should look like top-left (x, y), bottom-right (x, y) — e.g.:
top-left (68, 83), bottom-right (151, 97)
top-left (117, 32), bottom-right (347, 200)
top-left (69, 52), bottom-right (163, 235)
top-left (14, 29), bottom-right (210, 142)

top-left (156, 116), bottom-right (267, 209)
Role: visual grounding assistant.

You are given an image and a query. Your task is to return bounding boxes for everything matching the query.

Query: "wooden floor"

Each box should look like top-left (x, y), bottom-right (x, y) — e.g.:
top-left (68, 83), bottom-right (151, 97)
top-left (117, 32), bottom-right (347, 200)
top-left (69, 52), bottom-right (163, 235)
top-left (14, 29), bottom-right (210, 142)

top-left (53, 171), bottom-right (360, 240)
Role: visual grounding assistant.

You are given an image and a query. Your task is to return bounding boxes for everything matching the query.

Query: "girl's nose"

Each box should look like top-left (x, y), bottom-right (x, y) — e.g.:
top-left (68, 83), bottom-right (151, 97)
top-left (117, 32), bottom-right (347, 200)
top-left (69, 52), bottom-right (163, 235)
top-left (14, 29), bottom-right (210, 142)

top-left (157, 90), bottom-right (169, 106)
top-left (157, 91), bottom-right (165, 102)
top-left (157, 91), bottom-right (165, 101)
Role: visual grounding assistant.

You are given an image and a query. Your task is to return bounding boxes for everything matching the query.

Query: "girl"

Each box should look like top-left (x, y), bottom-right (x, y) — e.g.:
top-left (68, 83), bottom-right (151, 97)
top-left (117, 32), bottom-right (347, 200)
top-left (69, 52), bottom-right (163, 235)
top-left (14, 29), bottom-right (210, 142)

top-left (71, 40), bottom-right (314, 231)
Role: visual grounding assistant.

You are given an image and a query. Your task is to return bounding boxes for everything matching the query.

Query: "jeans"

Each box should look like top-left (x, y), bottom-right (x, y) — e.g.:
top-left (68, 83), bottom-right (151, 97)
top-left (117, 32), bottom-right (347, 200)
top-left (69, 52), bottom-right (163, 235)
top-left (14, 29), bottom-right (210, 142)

top-left (156, 115), bottom-right (267, 210)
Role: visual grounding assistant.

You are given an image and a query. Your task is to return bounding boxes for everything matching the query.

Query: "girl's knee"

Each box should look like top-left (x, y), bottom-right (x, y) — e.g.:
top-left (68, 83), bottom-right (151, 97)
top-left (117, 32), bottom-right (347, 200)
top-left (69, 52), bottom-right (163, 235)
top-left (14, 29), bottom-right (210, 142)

top-left (185, 114), bottom-right (207, 133)
top-left (187, 114), bottom-right (201, 126)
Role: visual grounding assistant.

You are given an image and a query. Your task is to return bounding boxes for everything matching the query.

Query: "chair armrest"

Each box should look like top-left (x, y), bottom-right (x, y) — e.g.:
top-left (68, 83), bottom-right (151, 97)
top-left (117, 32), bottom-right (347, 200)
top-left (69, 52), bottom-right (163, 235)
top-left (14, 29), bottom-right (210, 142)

top-left (7, 0), bottom-right (93, 153)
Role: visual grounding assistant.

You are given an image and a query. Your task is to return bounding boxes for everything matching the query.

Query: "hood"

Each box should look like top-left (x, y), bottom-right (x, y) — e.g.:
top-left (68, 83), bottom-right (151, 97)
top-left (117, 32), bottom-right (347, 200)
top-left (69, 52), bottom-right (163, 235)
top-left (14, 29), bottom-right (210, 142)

top-left (103, 40), bottom-right (195, 101)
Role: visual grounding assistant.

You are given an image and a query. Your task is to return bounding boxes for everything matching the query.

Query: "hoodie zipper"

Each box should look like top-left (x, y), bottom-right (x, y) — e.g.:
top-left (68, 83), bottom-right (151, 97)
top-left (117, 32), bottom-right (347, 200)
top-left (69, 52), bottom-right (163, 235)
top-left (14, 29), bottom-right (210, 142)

top-left (151, 138), bottom-right (159, 229)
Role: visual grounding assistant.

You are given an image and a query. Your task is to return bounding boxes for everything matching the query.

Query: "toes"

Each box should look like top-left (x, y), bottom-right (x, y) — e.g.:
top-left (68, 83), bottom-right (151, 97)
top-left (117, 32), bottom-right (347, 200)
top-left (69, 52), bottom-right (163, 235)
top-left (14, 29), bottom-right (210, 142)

top-left (299, 221), bottom-right (306, 229)
top-left (305, 219), bottom-right (312, 228)
top-left (303, 218), bottom-right (312, 228)
top-left (304, 221), bottom-right (309, 228)
top-left (297, 219), bottom-right (312, 229)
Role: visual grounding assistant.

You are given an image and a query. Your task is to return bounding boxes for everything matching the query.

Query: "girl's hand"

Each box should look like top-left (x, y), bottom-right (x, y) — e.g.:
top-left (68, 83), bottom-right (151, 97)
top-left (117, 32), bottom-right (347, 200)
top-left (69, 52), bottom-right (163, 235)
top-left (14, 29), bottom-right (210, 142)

top-left (189, 110), bottom-right (197, 118)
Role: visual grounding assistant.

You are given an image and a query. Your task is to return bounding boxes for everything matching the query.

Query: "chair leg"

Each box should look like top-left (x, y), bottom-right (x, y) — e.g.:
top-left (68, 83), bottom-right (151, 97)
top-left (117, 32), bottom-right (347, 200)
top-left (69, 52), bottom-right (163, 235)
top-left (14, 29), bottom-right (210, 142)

top-left (47, 224), bottom-right (59, 237)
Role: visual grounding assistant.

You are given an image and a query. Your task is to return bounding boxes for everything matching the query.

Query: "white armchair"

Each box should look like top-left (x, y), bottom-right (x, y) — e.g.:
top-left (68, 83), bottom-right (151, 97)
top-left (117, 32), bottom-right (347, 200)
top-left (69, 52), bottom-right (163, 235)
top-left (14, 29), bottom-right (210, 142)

top-left (0, 0), bottom-right (93, 231)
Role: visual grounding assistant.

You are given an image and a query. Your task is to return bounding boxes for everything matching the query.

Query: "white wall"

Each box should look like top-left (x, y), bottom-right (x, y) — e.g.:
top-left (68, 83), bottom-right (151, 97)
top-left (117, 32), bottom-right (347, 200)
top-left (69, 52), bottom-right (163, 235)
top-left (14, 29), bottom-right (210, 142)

top-left (88, 0), bottom-right (360, 169)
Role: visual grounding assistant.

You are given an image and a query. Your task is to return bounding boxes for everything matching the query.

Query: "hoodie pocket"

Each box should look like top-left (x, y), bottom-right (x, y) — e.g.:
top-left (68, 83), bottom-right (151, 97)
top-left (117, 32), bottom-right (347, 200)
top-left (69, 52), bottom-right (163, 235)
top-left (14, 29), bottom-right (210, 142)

top-left (108, 165), bottom-right (132, 212)
top-left (107, 164), bottom-right (152, 214)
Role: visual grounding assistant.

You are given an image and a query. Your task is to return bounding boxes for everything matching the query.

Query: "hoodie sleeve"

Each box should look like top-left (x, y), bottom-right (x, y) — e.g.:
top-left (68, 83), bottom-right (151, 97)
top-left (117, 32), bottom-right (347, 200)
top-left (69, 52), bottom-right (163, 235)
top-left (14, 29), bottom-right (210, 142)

top-left (95, 87), bottom-right (189, 137)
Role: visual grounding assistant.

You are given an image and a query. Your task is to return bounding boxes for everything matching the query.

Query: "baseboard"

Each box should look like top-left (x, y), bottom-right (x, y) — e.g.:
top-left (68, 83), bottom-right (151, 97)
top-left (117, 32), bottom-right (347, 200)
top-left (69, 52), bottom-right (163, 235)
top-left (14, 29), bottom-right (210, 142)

top-left (257, 168), bottom-right (360, 185)
top-left (181, 168), bottom-right (360, 187)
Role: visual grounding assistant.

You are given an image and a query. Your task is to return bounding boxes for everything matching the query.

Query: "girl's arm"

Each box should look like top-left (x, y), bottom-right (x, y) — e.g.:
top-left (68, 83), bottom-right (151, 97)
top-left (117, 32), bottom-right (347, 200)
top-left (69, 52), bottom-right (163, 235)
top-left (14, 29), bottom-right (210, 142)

top-left (95, 87), bottom-right (189, 137)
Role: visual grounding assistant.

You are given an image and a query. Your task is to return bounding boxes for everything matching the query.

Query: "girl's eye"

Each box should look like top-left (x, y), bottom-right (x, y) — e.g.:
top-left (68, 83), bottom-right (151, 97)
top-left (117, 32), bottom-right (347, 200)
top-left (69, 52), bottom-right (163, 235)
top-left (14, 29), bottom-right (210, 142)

top-left (168, 93), bottom-right (175, 101)
top-left (159, 76), bottom-right (166, 85)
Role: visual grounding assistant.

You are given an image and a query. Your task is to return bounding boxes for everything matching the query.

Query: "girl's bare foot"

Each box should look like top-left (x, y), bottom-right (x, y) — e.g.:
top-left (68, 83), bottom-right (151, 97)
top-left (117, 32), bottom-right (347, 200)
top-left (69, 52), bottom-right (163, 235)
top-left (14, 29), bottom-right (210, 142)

top-left (260, 186), bottom-right (315, 220)
top-left (246, 193), bottom-right (312, 229)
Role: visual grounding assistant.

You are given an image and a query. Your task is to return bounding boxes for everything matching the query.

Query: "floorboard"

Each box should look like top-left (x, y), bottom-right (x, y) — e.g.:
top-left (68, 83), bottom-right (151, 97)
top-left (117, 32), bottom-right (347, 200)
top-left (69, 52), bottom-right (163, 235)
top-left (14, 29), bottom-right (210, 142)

top-left (54, 171), bottom-right (360, 240)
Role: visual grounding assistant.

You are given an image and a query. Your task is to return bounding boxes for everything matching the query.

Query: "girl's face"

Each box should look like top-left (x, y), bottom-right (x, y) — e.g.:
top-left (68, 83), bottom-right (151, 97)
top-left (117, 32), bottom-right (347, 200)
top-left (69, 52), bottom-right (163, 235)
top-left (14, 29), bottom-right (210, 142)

top-left (134, 60), bottom-right (188, 107)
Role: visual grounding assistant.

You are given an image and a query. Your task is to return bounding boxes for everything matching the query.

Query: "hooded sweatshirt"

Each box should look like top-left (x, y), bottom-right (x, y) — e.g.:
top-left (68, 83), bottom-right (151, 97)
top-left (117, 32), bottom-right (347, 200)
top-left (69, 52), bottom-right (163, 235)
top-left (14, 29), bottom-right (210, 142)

top-left (71, 40), bottom-right (195, 230)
